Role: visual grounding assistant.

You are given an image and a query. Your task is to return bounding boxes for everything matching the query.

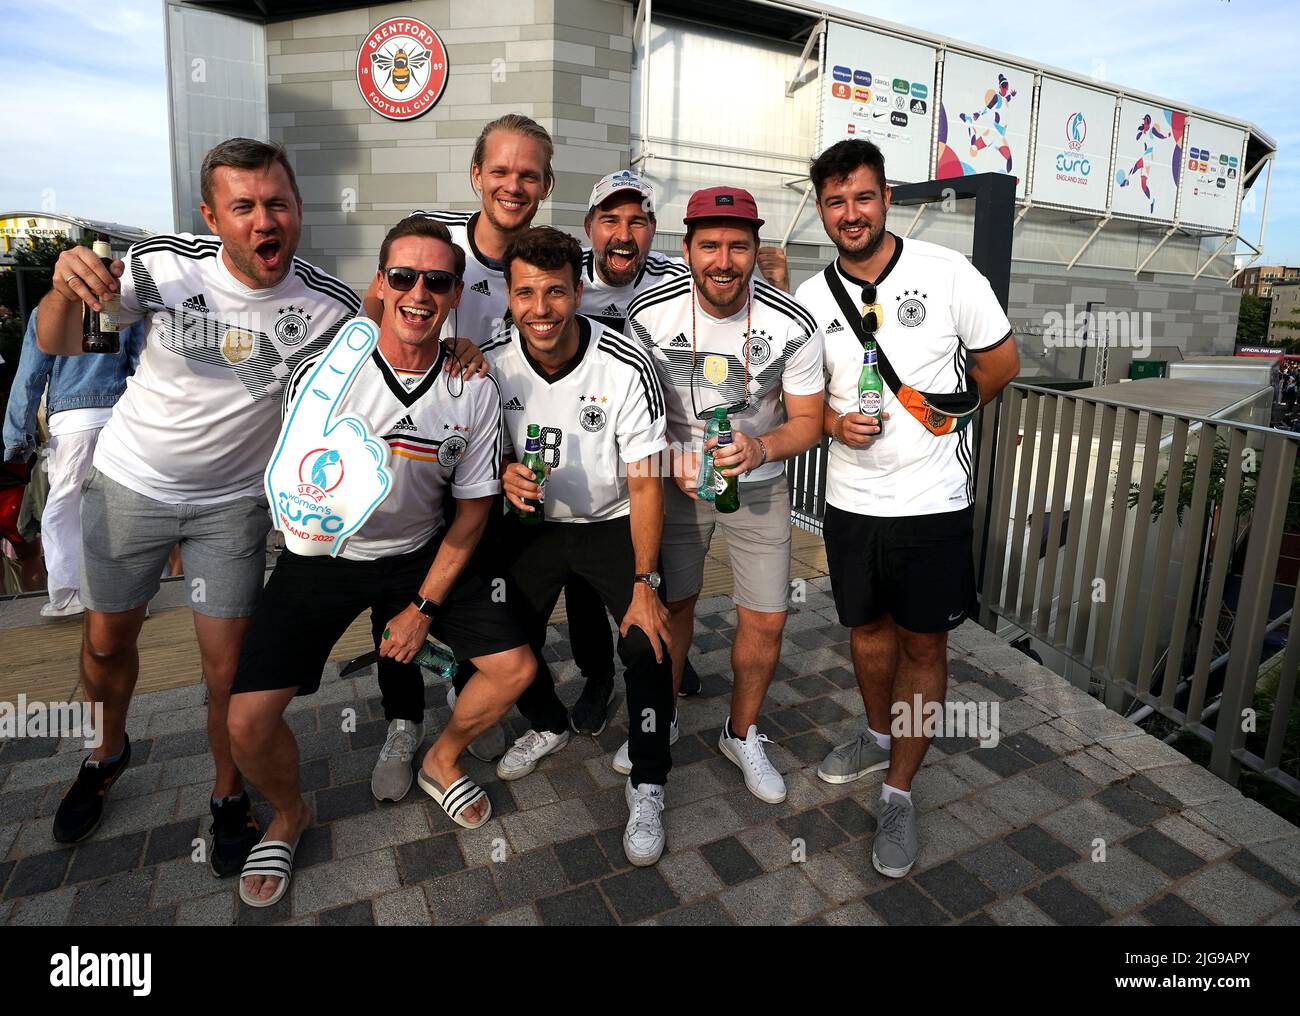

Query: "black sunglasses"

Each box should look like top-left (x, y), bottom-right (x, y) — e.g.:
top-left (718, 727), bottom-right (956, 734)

top-left (385, 266), bottom-right (459, 294)
top-left (860, 284), bottom-right (880, 334)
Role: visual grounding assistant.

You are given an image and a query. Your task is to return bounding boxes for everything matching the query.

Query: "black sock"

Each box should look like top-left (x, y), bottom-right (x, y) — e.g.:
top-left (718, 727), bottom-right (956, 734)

top-left (726, 719), bottom-right (741, 740)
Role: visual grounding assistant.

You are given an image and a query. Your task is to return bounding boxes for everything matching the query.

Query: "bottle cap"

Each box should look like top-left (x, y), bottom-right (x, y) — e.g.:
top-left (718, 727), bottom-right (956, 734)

top-left (712, 407), bottom-right (727, 420)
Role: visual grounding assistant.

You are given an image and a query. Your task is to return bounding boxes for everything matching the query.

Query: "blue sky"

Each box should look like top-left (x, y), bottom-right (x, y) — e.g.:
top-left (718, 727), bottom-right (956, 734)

top-left (1, 0), bottom-right (1295, 264)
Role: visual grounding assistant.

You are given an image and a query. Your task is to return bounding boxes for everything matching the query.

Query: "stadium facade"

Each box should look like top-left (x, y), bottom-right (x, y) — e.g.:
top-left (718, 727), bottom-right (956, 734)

top-left (163, 0), bottom-right (1276, 381)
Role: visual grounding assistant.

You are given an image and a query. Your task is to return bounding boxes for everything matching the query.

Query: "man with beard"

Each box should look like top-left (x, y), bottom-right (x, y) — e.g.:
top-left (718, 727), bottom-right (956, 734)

top-left (35, 138), bottom-right (361, 874)
top-left (794, 139), bottom-right (1019, 877)
top-left (625, 187), bottom-right (824, 804)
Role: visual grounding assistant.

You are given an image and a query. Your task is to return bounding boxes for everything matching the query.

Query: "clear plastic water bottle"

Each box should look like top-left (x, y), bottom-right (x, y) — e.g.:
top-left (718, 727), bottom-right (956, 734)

top-left (413, 639), bottom-right (458, 681)
top-left (696, 406), bottom-right (727, 501)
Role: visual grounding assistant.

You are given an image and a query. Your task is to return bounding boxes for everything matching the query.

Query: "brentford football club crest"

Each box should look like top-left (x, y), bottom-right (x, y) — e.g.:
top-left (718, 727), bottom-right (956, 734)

top-left (357, 17), bottom-right (450, 122)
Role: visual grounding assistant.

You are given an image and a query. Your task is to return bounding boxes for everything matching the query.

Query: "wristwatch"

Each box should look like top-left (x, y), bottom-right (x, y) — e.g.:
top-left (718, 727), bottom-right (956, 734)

top-left (635, 572), bottom-right (662, 590)
top-left (411, 596), bottom-right (440, 618)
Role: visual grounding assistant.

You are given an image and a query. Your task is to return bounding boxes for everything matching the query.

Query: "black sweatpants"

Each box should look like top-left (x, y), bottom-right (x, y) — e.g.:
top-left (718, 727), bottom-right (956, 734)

top-left (506, 512), bottom-right (673, 788)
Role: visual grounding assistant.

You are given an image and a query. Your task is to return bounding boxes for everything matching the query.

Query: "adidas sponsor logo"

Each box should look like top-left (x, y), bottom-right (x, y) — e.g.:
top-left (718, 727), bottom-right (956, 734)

top-left (602, 303), bottom-right (620, 316)
top-left (503, 396), bottom-right (525, 411)
top-left (669, 332), bottom-right (690, 348)
top-left (392, 414), bottom-right (417, 432)
top-left (825, 318), bottom-right (844, 334)
top-left (470, 279), bottom-right (491, 295)
top-left (180, 293), bottom-right (209, 313)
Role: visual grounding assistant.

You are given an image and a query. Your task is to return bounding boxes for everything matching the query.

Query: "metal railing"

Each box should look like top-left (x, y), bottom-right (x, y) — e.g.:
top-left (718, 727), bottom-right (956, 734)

top-left (976, 382), bottom-right (1299, 795)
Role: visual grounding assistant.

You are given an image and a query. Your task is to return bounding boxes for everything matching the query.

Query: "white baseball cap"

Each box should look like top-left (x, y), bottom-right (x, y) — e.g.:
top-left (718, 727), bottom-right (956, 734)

top-left (588, 170), bottom-right (656, 214)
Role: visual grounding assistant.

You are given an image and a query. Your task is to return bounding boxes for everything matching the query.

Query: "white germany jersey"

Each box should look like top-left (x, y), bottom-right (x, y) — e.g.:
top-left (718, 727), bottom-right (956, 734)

top-left (481, 315), bottom-right (667, 523)
top-left (284, 345), bottom-right (504, 561)
top-left (97, 233), bottom-right (361, 504)
top-left (411, 209), bottom-right (508, 348)
top-left (627, 276), bottom-right (824, 484)
top-left (579, 248), bottom-right (688, 336)
top-left (795, 234), bottom-right (1013, 517)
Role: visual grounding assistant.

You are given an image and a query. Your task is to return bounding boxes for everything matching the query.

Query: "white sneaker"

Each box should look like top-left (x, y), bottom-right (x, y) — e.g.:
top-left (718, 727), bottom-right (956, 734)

top-left (371, 719), bottom-right (422, 802)
top-left (447, 685), bottom-right (506, 762)
top-left (718, 719), bottom-right (787, 804)
top-left (41, 593), bottom-right (85, 619)
top-left (623, 778), bottom-right (666, 866)
top-left (612, 712), bottom-right (679, 775)
top-left (496, 728), bottom-right (570, 781)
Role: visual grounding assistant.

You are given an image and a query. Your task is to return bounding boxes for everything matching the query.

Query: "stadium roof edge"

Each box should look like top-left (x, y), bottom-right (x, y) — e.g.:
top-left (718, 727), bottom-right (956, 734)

top-left (0, 212), bottom-right (152, 243)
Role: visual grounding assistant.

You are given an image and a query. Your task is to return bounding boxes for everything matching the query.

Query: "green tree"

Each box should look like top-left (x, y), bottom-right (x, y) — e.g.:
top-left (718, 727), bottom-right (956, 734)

top-left (1235, 292), bottom-right (1271, 345)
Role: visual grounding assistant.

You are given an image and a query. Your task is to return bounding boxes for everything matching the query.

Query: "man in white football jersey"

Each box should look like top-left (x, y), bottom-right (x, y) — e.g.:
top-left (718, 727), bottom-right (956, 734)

top-left (626, 187), bottom-right (825, 806)
top-left (794, 139), bottom-right (1019, 878)
top-left (228, 216), bottom-right (537, 906)
top-left (479, 226), bottom-right (674, 865)
top-left (36, 139), bottom-right (360, 874)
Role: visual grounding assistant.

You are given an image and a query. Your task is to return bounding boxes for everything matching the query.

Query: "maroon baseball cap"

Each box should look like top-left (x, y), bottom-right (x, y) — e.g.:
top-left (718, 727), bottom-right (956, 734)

top-left (683, 186), bottom-right (764, 228)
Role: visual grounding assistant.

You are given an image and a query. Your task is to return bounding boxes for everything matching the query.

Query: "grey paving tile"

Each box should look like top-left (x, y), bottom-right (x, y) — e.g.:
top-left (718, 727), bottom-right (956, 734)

top-left (662, 795), bottom-right (746, 849)
top-left (1024, 876), bottom-right (1110, 926)
top-left (332, 799), bottom-right (429, 857)
top-left (718, 867), bottom-right (826, 926)
top-left (915, 860), bottom-right (996, 918)
top-left (536, 883), bottom-right (616, 926)
top-left (314, 780), bottom-right (375, 824)
top-left (500, 798), bottom-right (596, 853)
top-left (319, 900), bottom-right (375, 926)
top-left (1175, 863), bottom-right (1287, 925)
top-left (1005, 824), bottom-right (1080, 873)
top-left (777, 807), bottom-right (850, 855)
top-left (1026, 758), bottom-right (1102, 800)
top-left (92, 788), bottom-right (179, 840)
top-left (958, 842), bottom-right (1041, 894)
top-left (1123, 827), bottom-right (1205, 879)
top-left (484, 904), bottom-right (541, 926)
top-left (659, 897), bottom-right (736, 926)
top-left (1152, 814), bottom-right (1236, 862)
top-left (658, 849), bottom-right (723, 902)
top-left (1101, 735), bottom-right (1195, 772)
top-left (5, 849), bottom-right (69, 898)
top-left (700, 836), bottom-right (763, 886)
top-left (909, 763), bottom-right (974, 811)
top-left (823, 901), bottom-right (886, 926)
top-left (151, 854), bottom-right (225, 907)
top-left (1143, 894), bottom-right (1215, 926)
top-left (1241, 840), bottom-right (1300, 892)
top-left (373, 886), bottom-right (432, 926)
top-left (394, 832), bottom-right (465, 885)
top-left (943, 797), bottom-right (1012, 841)
top-left (508, 773), bottom-right (559, 811)
top-left (1191, 795), bottom-right (1300, 847)
top-left (291, 848), bottom-right (400, 916)
top-left (424, 866), bottom-right (502, 925)
top-left (492, 847), bottom-right (568, 909)
top-left (1095, 781), bottom-right (1171, 827)
top-left (913, 809), bottom-right (983, 871)
top-left (553, 833), bottom-right (612, 886)
top-left (865, 880), bottom-right (949, 926)
top-left (975, 772), bottom-right (1070, 827)
top-left (175, 891), bottom-right (235, 926)
top-left (800, 851), bottom-right (866, 904)
top-left (1064, 845), bottom-right (1170, 914)
top-left (8, 885), bottom-right (76, 924)
top-left (67, 832), bottom-right (145, 884)
top-left (144, 818), bottom-right (202, 866)
top-left (988, 894), bottom-right (1056, 925)
top-left (822, 796), bottom-right (876, 838)
top-left (736, 824), bottom-right (800, 872)
top-left (1038, 798), bottom-right (1138, 854)
top-left (67, 869), bottom-right (155, 925)
top-left (600, 865), bottom-right (680, 923)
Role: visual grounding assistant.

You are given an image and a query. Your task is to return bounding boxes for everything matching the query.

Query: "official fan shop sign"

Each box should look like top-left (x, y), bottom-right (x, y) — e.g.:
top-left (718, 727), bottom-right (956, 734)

top-left (265, 318), bottom-right (393, 557)
top-left (357, 17), bottom-right (450, 121)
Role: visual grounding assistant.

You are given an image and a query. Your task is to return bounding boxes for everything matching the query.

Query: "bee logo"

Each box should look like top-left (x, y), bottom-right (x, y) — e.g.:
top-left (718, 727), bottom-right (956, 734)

top-left (372, 45), bottom-right (430, 93)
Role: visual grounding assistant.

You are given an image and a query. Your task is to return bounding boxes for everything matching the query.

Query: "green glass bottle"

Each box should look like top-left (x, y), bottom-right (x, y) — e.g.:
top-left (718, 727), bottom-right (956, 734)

top-left (713, 413), bottom-right (740, 514)
top-left (516, 422), bottom-right (547, 524)
top-left (858, 339), bottom-right (883, 428)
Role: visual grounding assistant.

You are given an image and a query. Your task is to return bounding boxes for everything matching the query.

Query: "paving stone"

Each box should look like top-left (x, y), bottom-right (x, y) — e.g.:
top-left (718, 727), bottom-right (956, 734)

top-left (988, 894), bottom-right (1056, 926)
top-left (700, 836), bottom-right (763, 886)
top-left (395, 832), bottom-right (465, 885)
top-left (799, 697), bottom-right (851, 726)
top-left (1026, 719), bottom-right (1091, 755)
top-left (1055, 707), bottom-right (1144, 744)
top-left (1152, 814), bottom-right (1236, 862)
top-left (822, 797), bottom-right (876, 838)
top-left (958, 842), bottom-right (1041, 894)
top-left (1143, 894), bottom-right (1215, 926)
top-left (665, 760), bottom-right (727, 808)
top-left (1061, 748), bottom-right (1131, 789)
top-left (1123, 827), bottom-right (1205, 879)
top-left (777, 807), bottom-right (850, 856)
top-left (314, 781), bottom-right (375, 824)
top-left (779, 730), bottom-right (834, 766)
top-left (658, 897), bottom-right (736, 926)
top-left (67, 832), bottom-right (145, 884)
top-left (1101, 734), bottom-right (1195, 772)
top-left (423, 865), bottom-right (502, 925)
top-left (509, 773), bottom-right (559, 811)
top-left (159, 753), bottom-right (215, 790)
top-left (1264, 909), bottom-right (1300, 926)
top-left (1191, 794), bottom-right (1300, 846)
top-left (800, 852), bottom-right (866, 904)
top-left (536, 883), bottom-right (616, 926)
top-left (1005, 824), bottom-right (1080, 873)
top-left (910, 764), bottom-right (975, 812)
top-left (658, 849), bottom-right (723, 902)
top-left (292, 848), bottom-right (400, 916)
top-left (484, 904), bottom-right (541, 926)
top-left (175, 891), bottom-right (234, 926)
top-left (501, 798), bottom-right (596, 853)
top-left (0, 786), bottom-right (46, 825)
top-left (68, 869), bottom-right (155, 925)
top-left (916, 860), bottom-right (997, 918)
top-left (152, 854), bottom-right (227, 906)
top-left (319, 900), bottom-right (375, 926)
top-left (90, 788), bottom-right (179, 840)
top-left (1064, 845), bottom-right (1170, 914)
top-left (823, 901), bottom-right (886, 926)
top-left (1024, 875), bottom-right (1110, 925)
top-left (662, 795), bottom-right (746, 849)
top-left (1001, 730), bottom-right (1058, 764)
top-left (975, 773), bottom-right (1069, 827)
top-left (552, 833), bottom-right (612, 887)
top-left (295, 824), bottom-right (334, 871)
top-left (913, 809), bottom-right (983, 870)
top-left (332, 799), bottom-right (429, 857)
top-left (1038, 798), bottom-right (1137, 854)
top-left (940, 752), bottom-right (1001, 790)
top-left (768, 707), bottom-right (816, 736)
top-left (1026, 758), bottom-right (1101, 800)
top-left (1095, 781), bottom-right (1170, 827)
top-left (737, 824), bottom-right (800, 872)
top-left (547, 764), bottom-right (597, 801)
top-left (943, 797), bottom-right (1012, 840)
top-left (1245, 838), bottom-right (1300, 890)
top-left (719, 867), bottom-right (825, 926)
top-left (8, 885), bottom-right (76, 924)
top-left (492, 847), bottom-right (568, 908)
top-left (865, 880), bottom-right (949, 926)
top-left (144, 818), bottom-right (201, 866)
top-left (1175, 863), bottom-right (1287, 925)
top-left (5, 849), bottom-right (69, 898)
top-left (373, 886), bottom-right (432, 926)
top-left (600, 865), bottom-right (679, 923)
top-left (1124, 772), bottom-right (1184, 810)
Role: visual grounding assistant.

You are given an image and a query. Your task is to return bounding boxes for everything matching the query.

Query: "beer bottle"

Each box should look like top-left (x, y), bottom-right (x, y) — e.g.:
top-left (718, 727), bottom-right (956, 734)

top-left (81, 236), bottom-right (121, 355)
top-left (695, 406), bottom-right (726, 501)
top-left (516, 422), bottom-right (547, 524)
top-left (713, 413), bottom-right (740, 514)
top-left (858, 338), bottom-right (883, 429)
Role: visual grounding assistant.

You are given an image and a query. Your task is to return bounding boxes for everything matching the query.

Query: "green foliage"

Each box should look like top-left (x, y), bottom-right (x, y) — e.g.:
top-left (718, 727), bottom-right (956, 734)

top-left (1236, 293), bottom-right (1272, 344)
top-left (0, 235), bottom-right (79, 319)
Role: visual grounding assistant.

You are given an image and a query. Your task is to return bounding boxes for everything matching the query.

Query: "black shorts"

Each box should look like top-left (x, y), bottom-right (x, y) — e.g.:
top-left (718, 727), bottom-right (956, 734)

top-left (232, 535), bottom-right (525, 697)
top-left (824, 503), bottom-right (975, 634)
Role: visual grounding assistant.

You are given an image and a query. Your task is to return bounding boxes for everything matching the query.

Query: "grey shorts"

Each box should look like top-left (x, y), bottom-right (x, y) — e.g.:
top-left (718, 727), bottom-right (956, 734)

top-left (80, 467), bottom-right (271, 618)
top-left (661, 476), bottom-right (792, 613)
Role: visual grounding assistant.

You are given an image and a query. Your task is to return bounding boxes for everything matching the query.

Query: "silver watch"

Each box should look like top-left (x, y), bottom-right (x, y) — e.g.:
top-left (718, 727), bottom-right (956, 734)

top-left (635, 571), bottom-right (662, 590)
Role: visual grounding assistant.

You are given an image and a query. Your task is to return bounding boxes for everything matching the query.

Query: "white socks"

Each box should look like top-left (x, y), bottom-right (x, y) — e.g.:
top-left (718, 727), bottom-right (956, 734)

top-left (881, 783), bottom-right (912, 805)
top-left (867, 726), bottom-right (891, 750)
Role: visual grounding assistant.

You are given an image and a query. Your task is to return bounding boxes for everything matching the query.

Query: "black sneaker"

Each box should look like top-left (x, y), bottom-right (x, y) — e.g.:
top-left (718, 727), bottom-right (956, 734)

top-left (678, 659), bottom-right (703, 698)
top-left (209, 791), bottom-right (261, 877)
top-left (569, 674), bottom-right (615, 736)
top-left (52, 735), bottom-right (132, 844)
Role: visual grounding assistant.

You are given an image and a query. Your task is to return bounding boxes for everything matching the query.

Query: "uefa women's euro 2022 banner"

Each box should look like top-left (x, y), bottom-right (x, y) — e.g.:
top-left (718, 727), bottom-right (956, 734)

top-left (1029, 78), bottom-right (1117, 212)
top-left (934, 53), bottom-right (1033, 198)
top-left (1110, 100), bottom-right (1186, 221)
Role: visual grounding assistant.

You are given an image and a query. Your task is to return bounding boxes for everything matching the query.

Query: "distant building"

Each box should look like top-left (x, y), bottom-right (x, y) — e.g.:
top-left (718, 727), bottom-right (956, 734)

top-left (1267, 280), bottom-right (1300, 346)
top-left (1235, 265), bottom-right (1300, 299)
top-left (0, 213), bottom-right (151, 261)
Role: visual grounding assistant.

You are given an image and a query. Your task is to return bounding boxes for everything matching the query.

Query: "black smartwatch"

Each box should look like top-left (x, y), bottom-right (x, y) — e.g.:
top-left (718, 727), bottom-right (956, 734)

top-left (411, 596), bottom-right (440, 618)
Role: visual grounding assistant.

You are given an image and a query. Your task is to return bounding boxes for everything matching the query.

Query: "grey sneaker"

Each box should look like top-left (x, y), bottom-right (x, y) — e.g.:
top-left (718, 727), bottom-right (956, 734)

top-left (496, 728), bottom-right (571, 781)
top-left (817, 731), bottom-right (891, 785)
top-left (623, 779), bottom-right (666, 866)
top-left (447, 686), bottom-right (506, 762)
top-left (371, 719), bottom-right (423, 802)
top-left (872, 794), bottom-right (918, 878)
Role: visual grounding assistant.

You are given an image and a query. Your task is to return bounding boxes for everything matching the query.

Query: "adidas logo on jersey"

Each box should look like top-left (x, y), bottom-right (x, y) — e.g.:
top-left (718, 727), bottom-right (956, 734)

top-left (503, 396), bottom-right (525, 411)
top-left (602, 303), bottom-right (620, 316)
top-left (669, 332), bottom-right (690, 348)
top-left (825, 318), bottom-right (844, 334)
top-left (392, 414), bottom-right (418, 432)
top-left (180, 293), bottom-right (209, 313)
top-left (470, 280), bottom-right (491, 296)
